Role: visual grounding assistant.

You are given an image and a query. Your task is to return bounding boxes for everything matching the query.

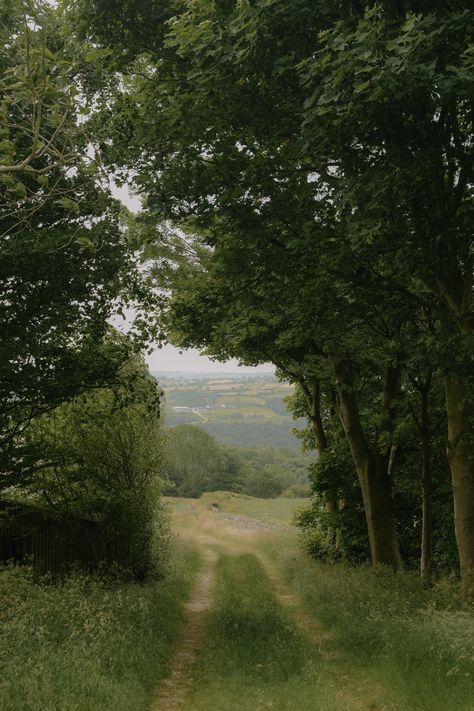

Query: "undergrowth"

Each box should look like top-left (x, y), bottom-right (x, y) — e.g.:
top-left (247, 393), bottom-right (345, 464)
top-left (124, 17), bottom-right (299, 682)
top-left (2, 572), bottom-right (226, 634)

top-left (0, 541), bottom-right (199, 711)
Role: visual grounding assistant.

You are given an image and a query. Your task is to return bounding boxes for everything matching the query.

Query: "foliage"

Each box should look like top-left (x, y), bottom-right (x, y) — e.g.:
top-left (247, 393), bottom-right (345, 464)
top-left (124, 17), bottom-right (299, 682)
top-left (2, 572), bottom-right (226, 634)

top-left (4, 353), bottom-right (166, 578)
top-left (162, 424), bottom-right (242, 498)
top-left (297, 444), bottom-right (370, 564)
top-left (232, 446), bottom-right (310, 499)
top-left (71, 0), bottom-right (474, 584)
top-left (0, 2), bottom-right (157, 487)
top-left (281, 483), bottom-right (312, 499)
top-left (0, 1), bottom-right (96, 233)
top-left (163, 423), bottom-right (311, 499)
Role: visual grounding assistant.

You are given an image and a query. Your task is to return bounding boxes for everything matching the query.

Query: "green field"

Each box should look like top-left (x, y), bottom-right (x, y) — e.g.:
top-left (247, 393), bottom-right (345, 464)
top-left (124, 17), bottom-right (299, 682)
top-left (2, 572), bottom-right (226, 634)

top-left (190, 491), bottom-right (309, 523)
top-left (159, 374), bottom-right (305, 448)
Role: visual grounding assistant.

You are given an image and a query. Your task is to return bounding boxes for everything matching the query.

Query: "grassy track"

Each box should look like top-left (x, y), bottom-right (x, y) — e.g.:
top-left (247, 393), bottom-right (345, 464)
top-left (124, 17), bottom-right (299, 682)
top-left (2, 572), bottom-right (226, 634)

top-left (186, 553), bottom-right (333, 711)
top-left (166, 493), bottom-right (474, 711)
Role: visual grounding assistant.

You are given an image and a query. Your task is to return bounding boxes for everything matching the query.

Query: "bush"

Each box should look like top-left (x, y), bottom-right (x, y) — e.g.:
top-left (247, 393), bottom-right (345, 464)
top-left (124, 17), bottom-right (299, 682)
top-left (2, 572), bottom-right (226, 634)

top-left (281, 483), bottom-right (311, 498)
top-left (297, 444), bottom-right (369, 563)
top-left (3, 356), bottom-right (167, 579)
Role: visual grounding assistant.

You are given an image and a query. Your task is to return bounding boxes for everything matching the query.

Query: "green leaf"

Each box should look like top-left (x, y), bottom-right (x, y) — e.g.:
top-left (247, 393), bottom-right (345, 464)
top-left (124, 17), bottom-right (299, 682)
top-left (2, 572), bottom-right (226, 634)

top-left (355, 80), bottom-right (371, 93)
top-left (55, 197), bottom-right (80, 212)
top-left (0, 139), bottom-right (15, 154)
top-left (8, 181), bottom-right (27, 198)
top-left (42, 47), bottom-right (57, 62)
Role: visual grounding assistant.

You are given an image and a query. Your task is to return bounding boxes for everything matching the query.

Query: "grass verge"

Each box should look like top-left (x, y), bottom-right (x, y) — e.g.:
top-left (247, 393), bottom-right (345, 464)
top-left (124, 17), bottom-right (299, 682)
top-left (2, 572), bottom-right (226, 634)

top-left (0, 541), bottom-right (199, 711)
top-left (268, 537), bottom-right (474, 711)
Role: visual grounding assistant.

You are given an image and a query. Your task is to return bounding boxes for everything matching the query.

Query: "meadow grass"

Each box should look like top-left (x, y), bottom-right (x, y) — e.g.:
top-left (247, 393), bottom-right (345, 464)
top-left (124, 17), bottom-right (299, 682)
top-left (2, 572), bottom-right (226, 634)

top-left (267, 537), bottom-right (474, 711)
top-left (197, 490), bottom-right (309, 523)
top-left (186, 493), bottom-right (474, 710)
top-left (0, 541), bottom-right (199, 711)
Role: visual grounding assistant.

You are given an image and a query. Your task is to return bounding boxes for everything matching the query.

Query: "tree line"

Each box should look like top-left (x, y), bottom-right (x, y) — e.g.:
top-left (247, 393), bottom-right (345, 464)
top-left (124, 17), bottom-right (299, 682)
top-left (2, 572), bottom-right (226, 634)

top-left (163, 424), bottom-right (311, 498)
top-left (71, 0), bottom-right (474, 594)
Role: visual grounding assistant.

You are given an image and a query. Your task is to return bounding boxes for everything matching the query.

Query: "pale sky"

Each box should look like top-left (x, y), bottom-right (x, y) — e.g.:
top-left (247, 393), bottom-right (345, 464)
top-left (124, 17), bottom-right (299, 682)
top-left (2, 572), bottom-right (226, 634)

top-left (113, 183), bottom-right (274, 374)
top-left (146, 344), bottom-right (274, 374)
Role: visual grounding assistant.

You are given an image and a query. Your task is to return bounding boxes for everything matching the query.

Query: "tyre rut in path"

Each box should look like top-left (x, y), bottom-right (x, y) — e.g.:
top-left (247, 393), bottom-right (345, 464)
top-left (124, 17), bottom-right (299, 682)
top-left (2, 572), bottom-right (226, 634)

top-left (150, 549), bottom-right (216, 711)
top-left (205, 513), bottom-right (393, 711)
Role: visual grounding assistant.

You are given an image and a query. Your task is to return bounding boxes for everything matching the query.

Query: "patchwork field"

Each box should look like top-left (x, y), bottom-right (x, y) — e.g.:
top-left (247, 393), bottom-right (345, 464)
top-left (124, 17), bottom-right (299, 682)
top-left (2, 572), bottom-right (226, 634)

top-left (157, 374), bottom-right (305, 448)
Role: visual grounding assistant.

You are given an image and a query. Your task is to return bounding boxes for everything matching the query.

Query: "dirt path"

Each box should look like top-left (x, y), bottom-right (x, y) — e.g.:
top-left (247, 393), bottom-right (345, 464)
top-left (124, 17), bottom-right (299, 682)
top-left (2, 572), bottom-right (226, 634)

top-left (150, 549), bottom-right (216, 711)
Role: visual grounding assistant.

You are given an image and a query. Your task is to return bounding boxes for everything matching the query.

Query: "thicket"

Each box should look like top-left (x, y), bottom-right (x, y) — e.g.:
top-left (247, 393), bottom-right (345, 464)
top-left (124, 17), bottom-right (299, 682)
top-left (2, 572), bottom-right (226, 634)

top-left (0, 3), bottom-right (164, 578)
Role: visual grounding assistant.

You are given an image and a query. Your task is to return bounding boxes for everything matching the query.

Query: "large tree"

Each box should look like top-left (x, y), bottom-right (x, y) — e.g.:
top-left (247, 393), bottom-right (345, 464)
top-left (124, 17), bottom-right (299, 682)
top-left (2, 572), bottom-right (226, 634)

top-left (299, 4), bottom-right (474, 591)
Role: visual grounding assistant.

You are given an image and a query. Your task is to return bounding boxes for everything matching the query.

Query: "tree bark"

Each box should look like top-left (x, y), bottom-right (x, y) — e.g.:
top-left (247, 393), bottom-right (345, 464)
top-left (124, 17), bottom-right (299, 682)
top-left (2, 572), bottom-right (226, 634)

top-left (300, 379), bottom-right (327, 455)
top-left (445, 377), bottom-right (474, 597)
top-left (420, 384), bottom-right (433, 585)
top-left (299, 378), bottom-right (339, 545)
top-left (333, 357), bottom-right (403, 570)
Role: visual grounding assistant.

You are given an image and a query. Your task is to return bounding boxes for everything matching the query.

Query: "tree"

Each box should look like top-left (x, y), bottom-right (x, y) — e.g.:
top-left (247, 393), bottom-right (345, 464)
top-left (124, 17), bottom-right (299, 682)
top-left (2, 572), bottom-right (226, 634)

top-left (0, 1), bottom-right (100, 238)
top-left (0, 2), bottom-right (157, 486)
top-left (299, 5), bottom-right (474, 592)
top-left (8, 353), bottom-right (165, 577)
top-left (163, 424), bottom-right (241, 497)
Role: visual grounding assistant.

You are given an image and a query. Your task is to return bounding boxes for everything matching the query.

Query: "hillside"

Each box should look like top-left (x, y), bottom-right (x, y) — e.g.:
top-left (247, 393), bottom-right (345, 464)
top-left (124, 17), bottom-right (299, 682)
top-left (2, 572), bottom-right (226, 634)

top-left (157, 373), bottom-right (306, 448)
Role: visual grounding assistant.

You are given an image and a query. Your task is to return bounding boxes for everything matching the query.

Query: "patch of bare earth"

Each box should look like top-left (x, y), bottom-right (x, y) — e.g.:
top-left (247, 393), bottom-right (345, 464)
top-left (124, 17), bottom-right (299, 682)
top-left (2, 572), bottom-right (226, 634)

top-left (150, 550), bottom-right (216, 711)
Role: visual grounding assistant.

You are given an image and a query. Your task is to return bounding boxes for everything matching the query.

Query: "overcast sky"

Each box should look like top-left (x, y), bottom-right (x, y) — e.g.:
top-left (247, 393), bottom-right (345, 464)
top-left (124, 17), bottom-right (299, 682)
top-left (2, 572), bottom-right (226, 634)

top-left (146, 344), bottom-right (274, 374)
top-left (113, 183), bottom-right (274, 374)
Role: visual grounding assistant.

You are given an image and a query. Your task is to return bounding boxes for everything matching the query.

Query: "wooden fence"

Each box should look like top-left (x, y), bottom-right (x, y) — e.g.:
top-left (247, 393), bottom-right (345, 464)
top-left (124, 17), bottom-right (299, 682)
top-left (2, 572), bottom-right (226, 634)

top-left (0, 505), bottom-right (110, 575)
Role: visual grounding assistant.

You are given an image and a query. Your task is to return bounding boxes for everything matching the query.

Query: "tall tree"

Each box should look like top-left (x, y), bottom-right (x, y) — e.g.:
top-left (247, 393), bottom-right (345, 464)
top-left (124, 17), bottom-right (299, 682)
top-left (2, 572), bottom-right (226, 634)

top-left (299, 5), bottom-right (474, 592)
top-left (0, 1), bottom-right (156, 487)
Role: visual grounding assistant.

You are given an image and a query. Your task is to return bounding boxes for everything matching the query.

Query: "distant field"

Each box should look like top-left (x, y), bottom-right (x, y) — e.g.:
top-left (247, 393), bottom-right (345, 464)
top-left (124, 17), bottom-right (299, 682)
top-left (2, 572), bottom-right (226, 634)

top-left (159, 374), bottom-right (306, 448)
top-left (165, 492), bottom-right (309, 525)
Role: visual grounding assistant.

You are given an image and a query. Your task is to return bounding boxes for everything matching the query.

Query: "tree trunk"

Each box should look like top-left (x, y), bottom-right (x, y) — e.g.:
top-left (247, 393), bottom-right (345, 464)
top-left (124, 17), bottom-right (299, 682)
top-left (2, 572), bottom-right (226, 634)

top-left (419, 384), bottom-right (433, 586)
top-left (420, 431), bottom-right (433, 585)
top-left (300, 378), bottom-right (337, 512)
top-left (334, 357), bottom-right (403, 570)
top-left (445, 377), bottom-right (474, 597)
top-left (364, 451), bottom-right (403, 570)
top-left (300, 379), bottom-right (327, 455)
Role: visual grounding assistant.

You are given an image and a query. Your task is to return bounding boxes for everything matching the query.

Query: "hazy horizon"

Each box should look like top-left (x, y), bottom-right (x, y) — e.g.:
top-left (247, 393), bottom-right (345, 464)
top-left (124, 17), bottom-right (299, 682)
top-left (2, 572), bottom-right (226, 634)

top-left (145, 344), bottom-right (275, 375)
